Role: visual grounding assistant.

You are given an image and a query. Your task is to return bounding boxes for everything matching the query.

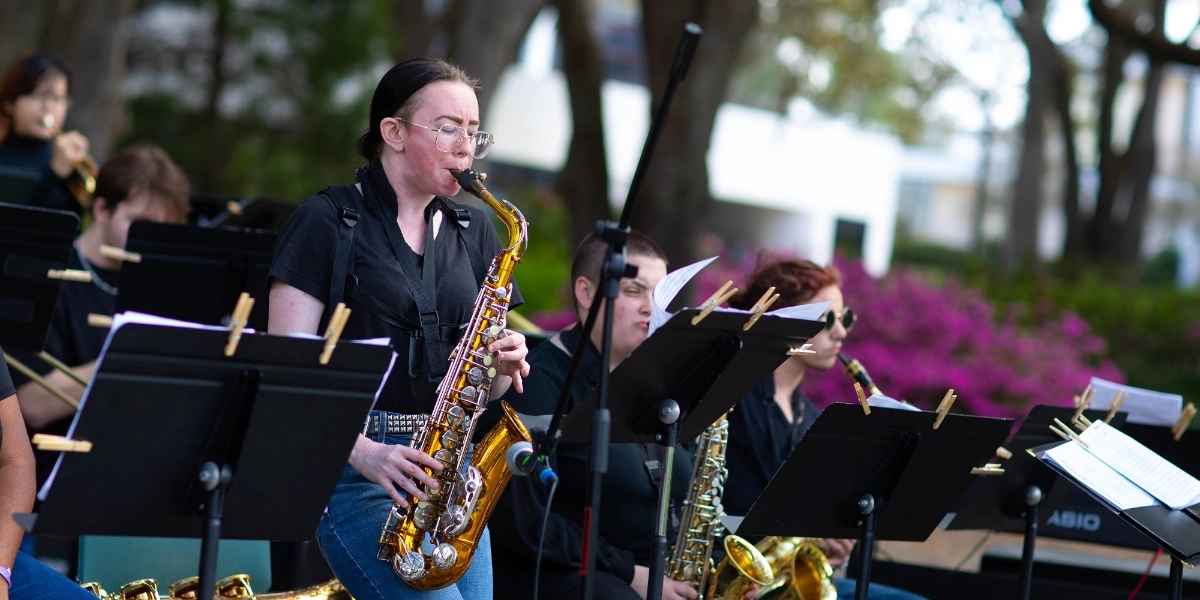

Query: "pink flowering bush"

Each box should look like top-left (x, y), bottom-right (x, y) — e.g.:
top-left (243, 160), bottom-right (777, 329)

top-left (697, 248), bottom-right (1124, 419)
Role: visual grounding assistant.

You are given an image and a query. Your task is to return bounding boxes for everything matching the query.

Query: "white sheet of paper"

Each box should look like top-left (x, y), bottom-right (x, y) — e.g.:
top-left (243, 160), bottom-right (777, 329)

top-left (649, 256), bottom-right (719, 335)
top-left (1078, 421), bottom-right (1200, 509)
top-left (1042, 441), bottom-right (1158, 511)
top-left (1087, 377), bottom-right (1183, 427)
top-left (766, 301), bottom-right (831, 321)
top-left (867, 394), bottom-right (921, 412)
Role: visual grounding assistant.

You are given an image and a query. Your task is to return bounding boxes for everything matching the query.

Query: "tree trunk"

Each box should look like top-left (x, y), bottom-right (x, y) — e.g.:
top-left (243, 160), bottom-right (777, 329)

top-left (197, 0), bottom-right (232, 192)
top-left (1003, 0), bottom-right (1053, 269)
top-left (634, 0), bottom-right (759, 268)
top-left (394, 0), bottom-right (436, 61)
top-left (1087, 37), bottom-right (1131, 260)
top-left (1053, 50), bottom-right (1082, 260)
top-left (553, 0), bottom-right (612, 245)
top-left (1119, 57), bottom-right (1164, 263)
top-left (443, 0), bottom-right (546, 118)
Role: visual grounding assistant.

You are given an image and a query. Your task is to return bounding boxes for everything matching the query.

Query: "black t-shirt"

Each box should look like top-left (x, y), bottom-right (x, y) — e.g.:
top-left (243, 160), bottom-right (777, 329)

top-left (8, 246), bottom-right (118, 485)
top-left (0, 344), bottom-right (12, 450)
top-left (0, 133), bottom-right (81, 214)
top-left (723, 376), bottom-right (821, 521)
top-left (268, 163), bottom-right (521, 415)
top-left (487, 324), bottom-right (695, 594)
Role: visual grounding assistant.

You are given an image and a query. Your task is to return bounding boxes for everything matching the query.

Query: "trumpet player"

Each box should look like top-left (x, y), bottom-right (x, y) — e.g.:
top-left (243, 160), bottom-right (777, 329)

top-left (723, 259), bottom-right (925, 600)
top-left (0, 347), bottom-right (98, 600)
top-left (0, 52), bottom-right (89, 214)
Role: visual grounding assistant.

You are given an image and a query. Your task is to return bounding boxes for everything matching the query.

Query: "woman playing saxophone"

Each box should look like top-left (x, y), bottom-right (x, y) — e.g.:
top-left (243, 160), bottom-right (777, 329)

top-left (268, 58), bottom-right (530, 600)
top-left (721, 258), bottom-right (926, 600)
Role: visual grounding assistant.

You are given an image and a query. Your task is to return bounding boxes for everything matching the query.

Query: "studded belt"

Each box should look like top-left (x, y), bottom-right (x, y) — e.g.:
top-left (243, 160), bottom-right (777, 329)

top-left (364, 411), bottom-right (429, 436)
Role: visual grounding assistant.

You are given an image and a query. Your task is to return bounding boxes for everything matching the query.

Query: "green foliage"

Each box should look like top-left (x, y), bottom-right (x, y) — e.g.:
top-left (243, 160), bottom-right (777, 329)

top-left (496, 183), bottom-right (574, 316)
top-left (121, 0), bottom-right (403, 200)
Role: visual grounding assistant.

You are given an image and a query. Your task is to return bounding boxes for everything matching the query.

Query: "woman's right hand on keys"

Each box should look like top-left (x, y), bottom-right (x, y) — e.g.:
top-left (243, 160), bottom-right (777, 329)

top-left (349, 435), bottom-right (444, 508)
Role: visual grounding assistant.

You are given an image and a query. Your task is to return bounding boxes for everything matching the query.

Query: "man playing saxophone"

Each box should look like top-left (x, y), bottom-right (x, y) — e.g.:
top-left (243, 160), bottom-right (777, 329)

top-left (481, 231), bottom-right (709, 600)
top-left (722, 259), bottom-right (925, 600)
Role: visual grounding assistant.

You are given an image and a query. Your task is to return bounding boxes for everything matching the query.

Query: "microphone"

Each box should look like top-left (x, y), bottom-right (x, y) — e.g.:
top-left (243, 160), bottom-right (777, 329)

top-left (506, 441), bottom-right (558, 486)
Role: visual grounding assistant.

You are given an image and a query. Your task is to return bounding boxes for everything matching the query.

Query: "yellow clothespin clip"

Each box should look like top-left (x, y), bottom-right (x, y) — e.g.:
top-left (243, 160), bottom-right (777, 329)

top-left (31, 433), bottom-right (92, 453)
top-left (786, 344), bottom-right (815, 356)
top-left (933, 389), bottom-right (956, 429)
top-left (320, 303), bottom-right (351, 365)
top-left (87, 313), bottom-right (113, 328)
top-left (1104, 390), bottom-right (1127, 424)
top-left (99, 244), bottom-right (142, 264)
top-left (47, 268), bottom-right (92, 282)
top-left (1050, 417), bottom-right (1089, 448)
top-left (995, 446), bottom-right (1013, 460)
top-left (224, 292), bottom-right (255, 357)
top-left (742, 287), bottom-right (780, 331)
top-left (1074, 384), bottom-right (1093, 408)
top-left (225, 200), bottom-right (245, 216)
top-left (1075, 414), bottom-right (1093, 431)
top-left (971, 464), bottom-right (1005, 475)
top-left (855, 382), bottom-right (871, 415)
top-left (1172, 403), bottom-right (1197, 441)
top-left (691, 281), bottom-right (738, 326)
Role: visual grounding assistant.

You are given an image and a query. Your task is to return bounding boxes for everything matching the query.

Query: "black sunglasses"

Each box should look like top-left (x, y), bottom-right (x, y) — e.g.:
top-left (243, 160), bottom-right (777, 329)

top-left (821, 307), bottom-right (855, 332)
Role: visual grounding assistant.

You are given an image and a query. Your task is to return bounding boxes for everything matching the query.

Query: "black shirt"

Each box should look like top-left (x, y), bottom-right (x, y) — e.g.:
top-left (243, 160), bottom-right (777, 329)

top-left (0, 133), bottom-right (80, 213)
top-left (723, 376), bottom-right (821, 520)
top-left (268, 163), bottom-right (521, 414)
top-left (8, 246), bottom-right (118, 485)
top-left (487, 324), bottom-right (695, 591)
top-left (0, 344), bottom-right (13, 450)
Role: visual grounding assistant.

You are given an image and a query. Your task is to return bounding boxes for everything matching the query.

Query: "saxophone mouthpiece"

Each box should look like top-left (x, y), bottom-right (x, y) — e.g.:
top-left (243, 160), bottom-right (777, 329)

top-left (837, 352), bottom-right (853, 368)
top-left (452, 168), bottom-right (487, 195)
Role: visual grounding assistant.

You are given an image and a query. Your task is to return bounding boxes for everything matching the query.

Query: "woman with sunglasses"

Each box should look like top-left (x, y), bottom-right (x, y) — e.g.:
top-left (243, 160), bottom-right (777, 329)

top-left (268, 58), bottom-right (529, 600)
top-left (0, 52), bottom-right (90, 214)
top-left (720, 259), bottom-right (925, 600)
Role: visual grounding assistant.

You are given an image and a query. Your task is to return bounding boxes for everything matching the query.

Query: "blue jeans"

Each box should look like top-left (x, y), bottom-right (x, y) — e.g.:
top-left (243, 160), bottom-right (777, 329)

top-left (317, 433), bottom-right (492, 600)
top-left (834, 577), bottom-right (928, 599)
top-left (9, 551), bottom-right (96, 600)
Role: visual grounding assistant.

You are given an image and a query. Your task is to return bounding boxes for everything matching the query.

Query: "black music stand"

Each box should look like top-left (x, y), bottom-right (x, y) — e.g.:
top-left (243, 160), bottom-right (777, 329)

top-left (117, 222), bottom-right (278, 330)
top-left (1031, 440), bottom-right (1200, 600)
top-left (947, 406), bottom-right (1126, 600)
top-left (730, 403), bottom-right (1014, 600)
top-left (559, 308), bottom-right (824, 600)
top-left (0, 202), bottom-right (79, 351)
top-left (17, 317), bottom-right (393, 596)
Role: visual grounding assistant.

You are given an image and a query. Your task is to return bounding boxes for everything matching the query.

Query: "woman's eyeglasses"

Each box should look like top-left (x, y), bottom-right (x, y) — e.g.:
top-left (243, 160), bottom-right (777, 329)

top-left (821, 307), bottom-right (855, 332)
top-left (397, 118), bottom-right (493, 159)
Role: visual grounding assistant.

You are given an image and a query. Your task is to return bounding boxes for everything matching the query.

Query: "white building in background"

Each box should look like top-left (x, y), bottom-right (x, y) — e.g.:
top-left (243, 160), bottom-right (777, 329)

top-left (483, 8), bottom-right (903, 276)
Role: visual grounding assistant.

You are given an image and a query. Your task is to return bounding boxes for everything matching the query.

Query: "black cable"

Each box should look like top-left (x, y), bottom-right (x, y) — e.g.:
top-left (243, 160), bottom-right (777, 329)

top-left (533, 477), bottom-right (560, 600)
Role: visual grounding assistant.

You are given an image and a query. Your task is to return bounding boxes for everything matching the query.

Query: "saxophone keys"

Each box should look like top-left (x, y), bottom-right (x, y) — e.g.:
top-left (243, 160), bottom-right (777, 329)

top-left (395, 551), bottom-right (427, 581)
top-left (441, 429), bottom-right (463, 449)
top-left (413, 502), bottom-right (438, 529)
top-left (431, 543), bottom-right (459, 570)
top-left (467, 367), bottom-right (484, 385)
top-left (442, 504), bottom-right (471, 536)
top-left (482, 354), bottom-right (494, 367)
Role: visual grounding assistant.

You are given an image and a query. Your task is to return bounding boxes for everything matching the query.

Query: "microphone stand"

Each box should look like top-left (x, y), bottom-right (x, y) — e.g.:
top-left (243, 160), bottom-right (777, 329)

top-left (524, 23), bottom-right (702, 600)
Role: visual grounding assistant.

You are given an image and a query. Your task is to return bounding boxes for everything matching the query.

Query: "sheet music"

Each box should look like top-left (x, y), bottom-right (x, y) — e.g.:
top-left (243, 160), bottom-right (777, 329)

top-left (1078, 421), bottom-right (1200, 509)
top-left (649, 256), bottom-right (718, 335)
top-left (1087, 377), bottom-right (1183, 426)
top-left (765, 301), bottom-right (831, 320)
top-left (1042, 441), bottom-right (1158, 511)
top-left (867, 394), bottom-right (921, 412)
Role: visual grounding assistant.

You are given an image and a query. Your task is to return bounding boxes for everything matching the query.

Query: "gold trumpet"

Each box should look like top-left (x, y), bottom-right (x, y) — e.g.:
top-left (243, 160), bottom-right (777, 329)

top-left (42, 113), bottom-right (99, 210)
top-left (754, 537), bottom-right (837, 600)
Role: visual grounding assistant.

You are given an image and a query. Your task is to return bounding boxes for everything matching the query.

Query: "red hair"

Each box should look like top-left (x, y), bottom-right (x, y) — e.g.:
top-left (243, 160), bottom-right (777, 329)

top-left (729, 257), bottom-right (841, 310)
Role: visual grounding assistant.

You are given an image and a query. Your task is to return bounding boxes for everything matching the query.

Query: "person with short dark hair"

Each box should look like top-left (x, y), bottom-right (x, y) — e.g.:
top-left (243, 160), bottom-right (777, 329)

top-left (486, 232), bottom-right (705, 600)
top-left (11, 144), bottom-right (191, 481)
top-left (268, 57), bottom-right (530, 600)
top-left (723, 258), bottom-right (926, 600)
top-left (0, 347), bottom-right (100, 600)
top-left (0, 52), bottom-right (90, 213)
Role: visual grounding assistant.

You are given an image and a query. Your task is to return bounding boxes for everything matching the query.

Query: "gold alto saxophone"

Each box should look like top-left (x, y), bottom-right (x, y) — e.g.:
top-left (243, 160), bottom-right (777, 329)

top-left (376, 168), bottom-right (534, 589)
top-left (81, 574), bottom-right (351, 599)
top-left (667, 411), bottom-right (773, 599)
